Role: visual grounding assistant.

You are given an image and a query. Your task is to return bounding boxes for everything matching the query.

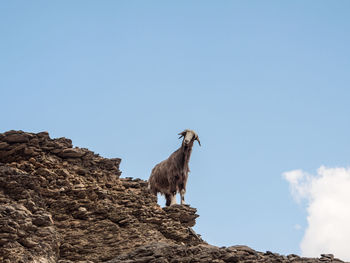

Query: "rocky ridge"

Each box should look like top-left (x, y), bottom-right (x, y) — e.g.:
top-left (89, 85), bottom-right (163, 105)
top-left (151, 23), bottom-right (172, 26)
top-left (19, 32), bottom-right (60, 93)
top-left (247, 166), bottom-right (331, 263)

top-left (0, 130), bottom-right (345, 263)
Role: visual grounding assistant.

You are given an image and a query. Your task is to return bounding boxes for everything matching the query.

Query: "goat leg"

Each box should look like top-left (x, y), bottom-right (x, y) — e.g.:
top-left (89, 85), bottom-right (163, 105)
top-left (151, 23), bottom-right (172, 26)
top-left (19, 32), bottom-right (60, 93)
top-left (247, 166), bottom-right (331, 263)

top-left (180, 189), bottom-right (186, 205)
top-left (170, 194), bottom-right (177, 206)
top-left (165, 193), bottom-right (172, 207)
top-left (165, 193), bottom-right (177, 206)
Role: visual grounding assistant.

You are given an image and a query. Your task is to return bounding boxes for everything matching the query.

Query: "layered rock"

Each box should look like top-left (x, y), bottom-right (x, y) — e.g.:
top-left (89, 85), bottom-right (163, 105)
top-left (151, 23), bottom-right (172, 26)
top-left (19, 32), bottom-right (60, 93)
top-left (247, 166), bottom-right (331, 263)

top-left (0, 130), bottom-right (345, 263)
top-left (0, 131), bottom-right (201, 263)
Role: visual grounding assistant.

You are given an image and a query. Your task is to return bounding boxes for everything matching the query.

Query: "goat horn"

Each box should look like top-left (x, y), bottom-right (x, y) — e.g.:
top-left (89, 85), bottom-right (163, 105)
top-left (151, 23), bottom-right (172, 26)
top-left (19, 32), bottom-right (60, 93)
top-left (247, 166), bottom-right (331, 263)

top-left (195, 136), bottom-right (201, 146)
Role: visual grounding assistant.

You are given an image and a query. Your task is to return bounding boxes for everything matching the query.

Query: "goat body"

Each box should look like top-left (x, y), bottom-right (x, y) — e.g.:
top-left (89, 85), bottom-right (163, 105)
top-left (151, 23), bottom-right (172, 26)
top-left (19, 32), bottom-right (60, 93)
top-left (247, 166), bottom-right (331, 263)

top-left (148, 129), bottom-right (200, 206)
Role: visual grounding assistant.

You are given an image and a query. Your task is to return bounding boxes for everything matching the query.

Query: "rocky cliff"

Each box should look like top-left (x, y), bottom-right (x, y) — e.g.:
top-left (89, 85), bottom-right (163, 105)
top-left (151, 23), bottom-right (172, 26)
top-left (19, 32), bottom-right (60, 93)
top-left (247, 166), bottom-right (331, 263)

top-left (0, 131), bottom-right (345, 263)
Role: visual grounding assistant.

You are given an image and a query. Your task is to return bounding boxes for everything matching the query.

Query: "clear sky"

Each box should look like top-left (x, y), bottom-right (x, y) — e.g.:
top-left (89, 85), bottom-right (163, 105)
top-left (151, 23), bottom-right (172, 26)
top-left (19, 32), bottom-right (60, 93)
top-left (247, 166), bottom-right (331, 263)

top-left (1, 1), bottom-right (350, 258)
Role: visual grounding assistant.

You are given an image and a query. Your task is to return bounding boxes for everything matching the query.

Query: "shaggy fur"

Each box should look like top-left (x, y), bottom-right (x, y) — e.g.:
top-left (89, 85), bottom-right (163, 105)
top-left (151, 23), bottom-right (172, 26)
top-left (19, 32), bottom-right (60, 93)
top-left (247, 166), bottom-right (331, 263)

top-left (148, 129), bottom-right (200, 206)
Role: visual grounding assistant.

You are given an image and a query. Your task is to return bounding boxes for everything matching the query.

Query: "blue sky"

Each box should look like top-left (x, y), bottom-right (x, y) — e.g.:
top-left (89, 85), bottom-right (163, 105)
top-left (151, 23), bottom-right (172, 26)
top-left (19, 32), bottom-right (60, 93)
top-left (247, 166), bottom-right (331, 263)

top-left (1, 1), bottom-right (350, 257)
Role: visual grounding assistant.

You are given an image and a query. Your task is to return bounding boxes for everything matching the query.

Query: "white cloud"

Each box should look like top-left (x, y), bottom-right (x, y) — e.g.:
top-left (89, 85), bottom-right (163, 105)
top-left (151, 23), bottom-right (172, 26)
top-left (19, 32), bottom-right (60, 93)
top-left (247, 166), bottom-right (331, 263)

top-left (283, 166), bottom-right (350, 261)
top-left (283, 169), bottom-right (313, 203)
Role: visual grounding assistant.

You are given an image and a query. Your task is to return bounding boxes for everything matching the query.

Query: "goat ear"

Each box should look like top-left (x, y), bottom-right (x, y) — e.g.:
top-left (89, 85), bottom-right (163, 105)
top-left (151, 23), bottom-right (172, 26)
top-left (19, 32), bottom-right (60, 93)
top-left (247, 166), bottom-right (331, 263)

top-left (195, 136), bottom-right (201, 146)
top-left (178, 130), bottom-right (186, 139)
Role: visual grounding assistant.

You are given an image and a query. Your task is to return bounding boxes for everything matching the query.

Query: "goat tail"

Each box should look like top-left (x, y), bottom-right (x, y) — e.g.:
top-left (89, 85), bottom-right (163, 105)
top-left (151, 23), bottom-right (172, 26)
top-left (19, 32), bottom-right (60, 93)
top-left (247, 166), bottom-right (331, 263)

top-left (147, 175), bottom-right (158, 196)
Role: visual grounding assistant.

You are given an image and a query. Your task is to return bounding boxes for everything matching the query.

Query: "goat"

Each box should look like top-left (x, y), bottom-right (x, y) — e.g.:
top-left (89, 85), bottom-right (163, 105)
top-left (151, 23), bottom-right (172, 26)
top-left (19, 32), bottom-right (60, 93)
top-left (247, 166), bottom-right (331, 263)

top-left (148, 129), bottom-right (201, 206)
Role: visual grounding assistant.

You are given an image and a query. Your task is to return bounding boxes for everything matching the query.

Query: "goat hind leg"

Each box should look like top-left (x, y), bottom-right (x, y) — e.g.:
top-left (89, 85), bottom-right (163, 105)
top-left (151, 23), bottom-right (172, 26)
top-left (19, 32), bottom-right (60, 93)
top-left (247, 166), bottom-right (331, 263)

top-left (180, 189), bottom-right (186, 205)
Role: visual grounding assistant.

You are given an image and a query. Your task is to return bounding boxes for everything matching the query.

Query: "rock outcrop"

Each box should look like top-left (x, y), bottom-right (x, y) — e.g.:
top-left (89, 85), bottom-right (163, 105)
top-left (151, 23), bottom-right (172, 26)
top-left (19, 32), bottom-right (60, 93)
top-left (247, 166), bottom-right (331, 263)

top-left (0, 130), bottom-right (345, 263)
top-left (108, 242), bottom-right (346, 263)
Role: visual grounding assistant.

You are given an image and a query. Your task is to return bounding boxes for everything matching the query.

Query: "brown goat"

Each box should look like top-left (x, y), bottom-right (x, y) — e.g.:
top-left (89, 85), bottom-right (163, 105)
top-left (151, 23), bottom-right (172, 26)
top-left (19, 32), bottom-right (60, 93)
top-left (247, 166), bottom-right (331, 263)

top-left (148, 129), bottom-right (201, 206)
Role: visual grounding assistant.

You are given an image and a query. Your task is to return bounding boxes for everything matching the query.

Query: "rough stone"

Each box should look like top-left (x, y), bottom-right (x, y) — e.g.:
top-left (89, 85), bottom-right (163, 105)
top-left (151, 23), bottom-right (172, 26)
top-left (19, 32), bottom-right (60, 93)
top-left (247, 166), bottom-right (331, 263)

top-left (163, 204), bottom-right (199, 227)
top-left (3, 132), bottom-right (30, 143)
top-left (0, 142), bottom-right (9, 150)
top-left (59, 148), bottom-right (86, 158)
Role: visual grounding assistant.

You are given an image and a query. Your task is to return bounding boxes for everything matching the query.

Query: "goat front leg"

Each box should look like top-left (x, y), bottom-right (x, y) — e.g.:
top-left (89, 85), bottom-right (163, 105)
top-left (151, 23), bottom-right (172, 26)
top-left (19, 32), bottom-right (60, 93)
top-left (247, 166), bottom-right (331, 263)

top-left (170, 193), bottom-right (177, 206)
top-left (165, 193), bottom-right (177, 206)
top-left (180, 189), bottom-right (186, 205)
